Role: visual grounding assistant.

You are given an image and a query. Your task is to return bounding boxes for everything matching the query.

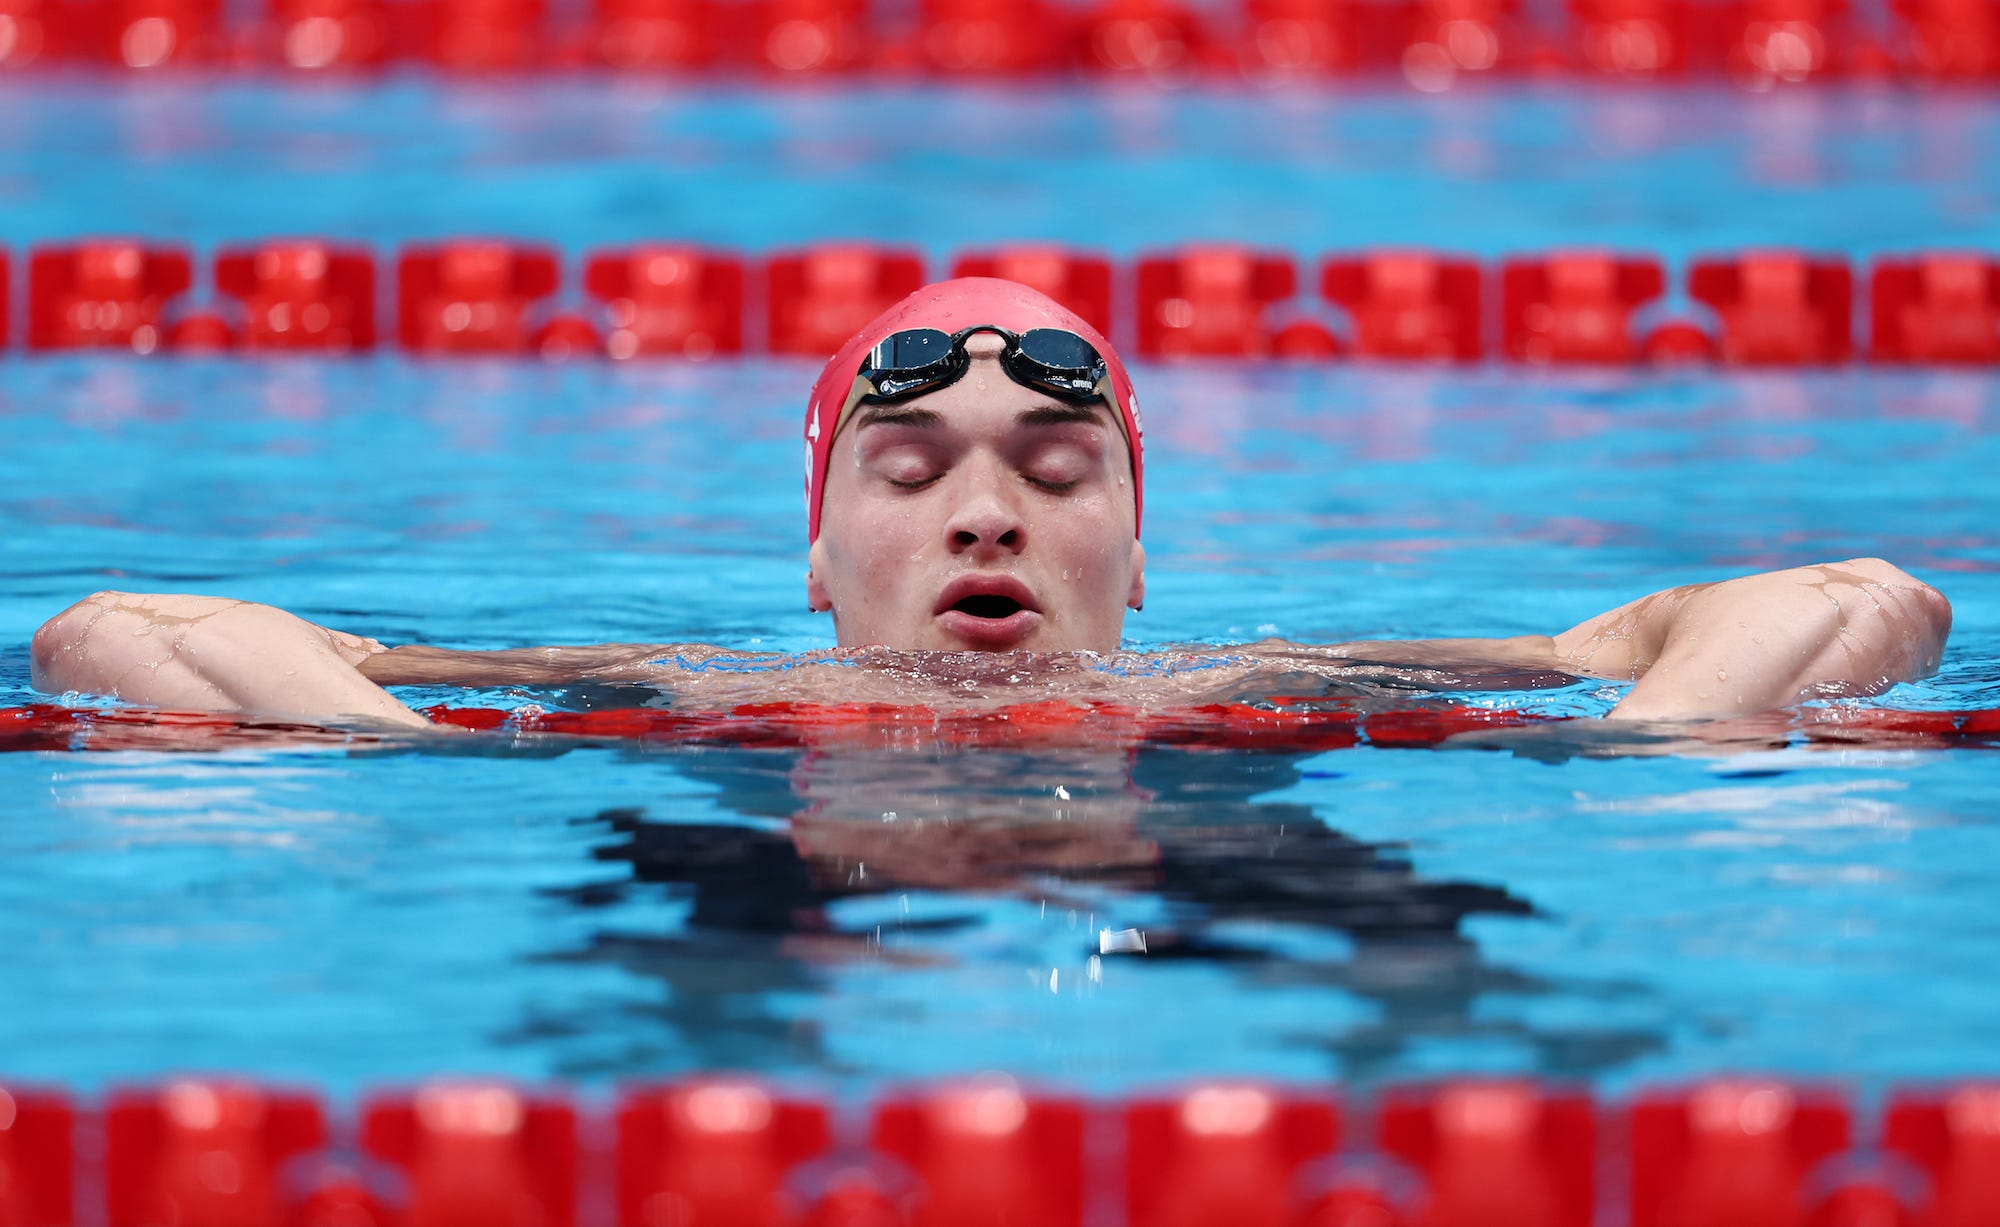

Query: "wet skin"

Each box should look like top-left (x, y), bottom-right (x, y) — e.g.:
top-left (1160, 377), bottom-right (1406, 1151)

top-left (806, 331), bottom-right (1144, 655)
top-left (25, 330), bottom-right (1956, 727)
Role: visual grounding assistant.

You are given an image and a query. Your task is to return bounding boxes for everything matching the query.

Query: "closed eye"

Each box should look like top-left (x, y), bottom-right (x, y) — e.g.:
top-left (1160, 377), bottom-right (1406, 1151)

top-left (1020, 442), bottom-right (1096, 493)
top-left (867, 443), bottom-right (947, 489)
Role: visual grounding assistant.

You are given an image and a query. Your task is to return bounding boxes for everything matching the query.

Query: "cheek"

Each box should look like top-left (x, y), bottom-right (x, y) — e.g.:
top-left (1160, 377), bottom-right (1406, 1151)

top-left (1050, 502), bottom-right (1134, 585)
top-left (1066, 489), bottom-right (1134, 548)
top-left (818, 447), bottom-right (931, 586)
top-left (825, 514), bottom-right (929, 593)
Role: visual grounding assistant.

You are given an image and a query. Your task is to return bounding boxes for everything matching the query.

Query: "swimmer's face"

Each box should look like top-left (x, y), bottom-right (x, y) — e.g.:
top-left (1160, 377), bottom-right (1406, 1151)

top-left (808, 330), bottom-right (1145, 653)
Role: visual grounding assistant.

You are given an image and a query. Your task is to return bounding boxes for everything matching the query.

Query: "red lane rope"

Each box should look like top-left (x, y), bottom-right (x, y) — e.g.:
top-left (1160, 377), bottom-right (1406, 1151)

top-left (0, 0), bottom-right (1986, 85)
top-left (5, 242), bottom-right (2000, 366)
top-left (5, 700), bottom-right (1997, 753)
top-left (3, 1077), bottom-right (2000, 1227)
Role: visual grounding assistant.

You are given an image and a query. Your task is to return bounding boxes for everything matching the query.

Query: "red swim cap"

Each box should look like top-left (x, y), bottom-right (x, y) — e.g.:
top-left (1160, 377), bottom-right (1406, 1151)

top-left (804, 277), bottom-right (1143, 543)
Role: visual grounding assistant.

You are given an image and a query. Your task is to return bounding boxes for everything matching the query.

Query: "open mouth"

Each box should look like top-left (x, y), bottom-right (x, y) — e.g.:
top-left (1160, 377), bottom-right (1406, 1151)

top-left (934, 576), bottom-right (1043, 648)
top-left (951, 593), bottom-right (1026, 620)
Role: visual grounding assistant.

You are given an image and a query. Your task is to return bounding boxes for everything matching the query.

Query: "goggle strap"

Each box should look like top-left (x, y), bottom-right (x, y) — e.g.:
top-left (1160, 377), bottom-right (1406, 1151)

top-left (831, 374), bottom-right (879, 443)
top-left (1095, 376), bottom-right (1129, 448)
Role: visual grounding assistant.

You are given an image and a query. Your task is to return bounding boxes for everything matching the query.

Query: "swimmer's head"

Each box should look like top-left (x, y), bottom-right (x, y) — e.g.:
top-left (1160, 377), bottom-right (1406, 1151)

top-left (805, 277), bottom-right (1143, 542)
top-left (805, 278), bottom-right (1146, 653)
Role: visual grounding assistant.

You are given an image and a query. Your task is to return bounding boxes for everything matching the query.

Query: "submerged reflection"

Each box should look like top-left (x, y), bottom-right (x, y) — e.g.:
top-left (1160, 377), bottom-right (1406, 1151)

top-left (524, 739), bottom-right (1664, 1082)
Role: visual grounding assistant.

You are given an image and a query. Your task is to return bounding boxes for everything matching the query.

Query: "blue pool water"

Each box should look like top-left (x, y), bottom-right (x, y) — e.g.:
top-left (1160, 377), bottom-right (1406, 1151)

top-left (5, 81), bottom-right (2000, 258)
top-left (3, 82), bottom-right (1999, 1096)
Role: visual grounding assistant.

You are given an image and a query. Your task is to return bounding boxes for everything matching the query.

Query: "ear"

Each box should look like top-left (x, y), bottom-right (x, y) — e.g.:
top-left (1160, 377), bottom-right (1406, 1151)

top-left (806, 538), bottom-right (833, 612)
top-left (1126, 539), bottom-right (1146, 611)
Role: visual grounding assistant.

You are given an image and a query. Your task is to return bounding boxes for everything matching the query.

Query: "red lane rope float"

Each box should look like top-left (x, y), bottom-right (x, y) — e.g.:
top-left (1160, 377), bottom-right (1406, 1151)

top-left (5, 699), bottom-right (2000, 754)
top-left (0, 0), bottom-right (1985, 81)
top-left (10, 239), bottom-right (2000, 367)
top-left (427, 698), bottom-right (1385, 751)
top-left (8, 1077), bottom-right (2000, 1227)
top-left (0, 703), bottom-right (388, 753)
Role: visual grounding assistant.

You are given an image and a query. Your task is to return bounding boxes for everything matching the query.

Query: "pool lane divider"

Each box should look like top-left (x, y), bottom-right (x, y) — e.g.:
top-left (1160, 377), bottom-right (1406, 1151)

top-left (3, 699), bottom-right (1997, 753)
top-left (0, 0), bottom-right (1991, 87)
top-left (2, 1077), bottom-right (1999, 1227)
top-left (4, 242), bottom-right (1999, 366)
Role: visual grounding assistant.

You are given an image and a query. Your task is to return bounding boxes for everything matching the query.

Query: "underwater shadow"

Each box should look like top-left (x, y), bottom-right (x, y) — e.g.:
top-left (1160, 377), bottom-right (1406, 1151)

top-left (511, 739), bottom-right (1667, 1084)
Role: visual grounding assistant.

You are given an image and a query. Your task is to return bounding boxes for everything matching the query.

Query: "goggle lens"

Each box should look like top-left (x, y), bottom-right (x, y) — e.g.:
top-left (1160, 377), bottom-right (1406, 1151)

top-left (867, 328), bottom-right (956, 372)
top-left (1015, 327), bottom-right (1103, 374)
top-left (857, 325), bottom-right (1107, 407)
top-left (1013, 328), bottom-right (1106, 398)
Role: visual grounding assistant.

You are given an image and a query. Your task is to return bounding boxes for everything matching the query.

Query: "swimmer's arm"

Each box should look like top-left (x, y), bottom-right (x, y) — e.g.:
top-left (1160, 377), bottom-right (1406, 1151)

top-left (1246, 632), bottom-right (1572, 678)
top-left (356, 642), bottom-right (743, 686)
top-left (1551, 557), bottom-right (1951, 720)
top-left (30, 591), bottom-right (432, 729)
top-left (1254, 558), bottom-right (1949, 719)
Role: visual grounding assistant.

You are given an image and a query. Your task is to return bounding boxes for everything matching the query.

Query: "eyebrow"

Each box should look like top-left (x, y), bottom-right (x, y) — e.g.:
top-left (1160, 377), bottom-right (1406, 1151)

top-left (854, 401), bottom-right (1110, 432)
top-left (855, 405), bottom-right (947, 431)
top-left (1017, 402), bottom-right (1111, 430)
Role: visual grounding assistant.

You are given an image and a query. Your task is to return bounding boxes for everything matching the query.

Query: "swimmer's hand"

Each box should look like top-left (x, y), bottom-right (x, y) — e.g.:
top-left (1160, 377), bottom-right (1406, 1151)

top-left (1554, 557), bottom-right (1952, 720)
top-left (30, 591), bottom-right (432, 730)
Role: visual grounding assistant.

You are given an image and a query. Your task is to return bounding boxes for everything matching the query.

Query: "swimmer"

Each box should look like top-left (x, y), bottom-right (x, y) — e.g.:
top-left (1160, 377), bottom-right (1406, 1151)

top-left (29, 278), bottom-right (1953, 730)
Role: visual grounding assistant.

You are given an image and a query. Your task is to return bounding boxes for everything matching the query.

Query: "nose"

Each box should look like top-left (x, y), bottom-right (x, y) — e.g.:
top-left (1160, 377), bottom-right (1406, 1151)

top-left (943, 464), bottom-right (1026, 557)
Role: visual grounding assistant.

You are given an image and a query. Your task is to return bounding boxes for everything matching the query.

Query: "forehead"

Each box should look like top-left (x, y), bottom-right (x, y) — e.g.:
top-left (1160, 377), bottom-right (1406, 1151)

top-left (853, 402), bottom-right (1115, 442)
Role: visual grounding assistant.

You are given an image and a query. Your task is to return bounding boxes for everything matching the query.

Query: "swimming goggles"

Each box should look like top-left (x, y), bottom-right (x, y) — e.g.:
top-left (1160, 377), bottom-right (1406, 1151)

top-left (834, 324), bottom-right (1115, 438)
